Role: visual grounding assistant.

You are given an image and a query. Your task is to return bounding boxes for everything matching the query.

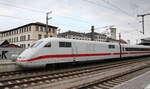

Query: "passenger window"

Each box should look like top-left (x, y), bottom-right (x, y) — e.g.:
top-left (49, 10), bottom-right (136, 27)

top-left (108, 45), bottom-right (115, 49)
top-left (66, 42), bottom-right (71, 47)
top-left (59, 42), bottom-right (72, 47)
top-left (59, 42), bottom-right (65, 47)
top-left (44, 42), bottom-right (51, 47)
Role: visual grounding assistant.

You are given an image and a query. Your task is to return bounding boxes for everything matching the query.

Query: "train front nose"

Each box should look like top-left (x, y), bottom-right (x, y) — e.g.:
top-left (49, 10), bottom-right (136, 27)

top-left (16, 48), bottom-right (34, 68)
top-left (16, 56), bottom-right (29, 67)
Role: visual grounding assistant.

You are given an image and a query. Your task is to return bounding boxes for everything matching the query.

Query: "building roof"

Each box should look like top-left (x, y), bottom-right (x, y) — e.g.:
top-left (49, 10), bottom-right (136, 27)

top-left (86, 32), bottom-right (106, 36)
top-left (0, 40), bottom-right (9, 46)
top-left (58, 30), bottom-right (106, 37)
top-left (0, 22), bottom-right (58, 33)
top-left (58, 30), bottom-right (85, 36)
top-left (0, 44), bottom-right (21, 48)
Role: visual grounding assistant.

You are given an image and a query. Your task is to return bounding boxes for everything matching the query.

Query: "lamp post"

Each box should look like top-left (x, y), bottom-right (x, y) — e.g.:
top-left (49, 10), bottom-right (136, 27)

top-left (46, 11), bottom-right (52, 37)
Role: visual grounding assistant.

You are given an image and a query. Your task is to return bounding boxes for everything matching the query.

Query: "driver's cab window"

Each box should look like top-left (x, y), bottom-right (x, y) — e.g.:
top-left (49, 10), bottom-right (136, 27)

top-left (44, 42), bottom-right (51, 47)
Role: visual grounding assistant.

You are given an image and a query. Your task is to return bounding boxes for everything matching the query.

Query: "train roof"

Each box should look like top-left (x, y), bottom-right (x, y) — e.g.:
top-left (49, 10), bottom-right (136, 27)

top-left (38, 37), bottom-right (150, 48)
top-left (39, 37), bottom-right (119, 45)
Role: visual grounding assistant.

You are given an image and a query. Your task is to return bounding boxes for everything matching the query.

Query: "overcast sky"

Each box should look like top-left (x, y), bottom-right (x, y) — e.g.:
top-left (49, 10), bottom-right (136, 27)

top-left (0, 0), bottom-right (150, 44)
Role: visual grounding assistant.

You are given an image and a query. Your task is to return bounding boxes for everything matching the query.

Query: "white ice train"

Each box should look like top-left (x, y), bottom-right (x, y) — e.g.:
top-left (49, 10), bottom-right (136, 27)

top-left (16, 38), bottom-right (150, 68)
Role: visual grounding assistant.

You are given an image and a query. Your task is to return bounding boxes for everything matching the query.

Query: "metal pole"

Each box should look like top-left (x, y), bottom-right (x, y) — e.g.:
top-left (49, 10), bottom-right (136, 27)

top-left (142, 16), bottom-right (144, 34)
top-left (119, 33), bottom-right (122, 59)
top-left (46, 11), bottom-right (52, 38)
top-left (137, 13), bottom-right (150, 34)
top-left (91, 26), bottom-right (94, 41)
top-left (46, 13), bottom-right (48, 37)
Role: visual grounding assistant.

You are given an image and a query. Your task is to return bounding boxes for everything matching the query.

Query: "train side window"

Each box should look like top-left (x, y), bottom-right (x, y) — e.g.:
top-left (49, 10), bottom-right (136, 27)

top-left (59, 42), bottom-right (72, 47)
top-left (108, 45), bottom-right (115, 49)
top-left (66, 42), bottom-right (71, 47)
top-left (126, 47), bottom-right (150, 51)
top-left (31, 41), bottom-right (43, 48)
top-left (44, 42), bottom-right (51, 47)
top-left (59, 42), bottom-right (65, 47)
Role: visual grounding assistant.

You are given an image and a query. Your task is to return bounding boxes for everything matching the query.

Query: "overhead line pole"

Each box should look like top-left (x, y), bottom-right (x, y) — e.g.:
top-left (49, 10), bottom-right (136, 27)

top-left (119, 33), bottom-right (122, 59)
top-left (91, 26), bottom-right (95, 41)
top-left (46, 11), bottom-right (52, 37)
top-left (137, 13), bottom-right (150, 34)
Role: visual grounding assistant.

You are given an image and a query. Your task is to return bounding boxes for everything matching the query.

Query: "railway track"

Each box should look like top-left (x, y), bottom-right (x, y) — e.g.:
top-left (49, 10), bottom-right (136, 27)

top-left (70, 64), bottom-right (150, 89)
top-left (0, 57), bottom-right (150, 89)
top-left (0, 57), bottom-right (147, 79)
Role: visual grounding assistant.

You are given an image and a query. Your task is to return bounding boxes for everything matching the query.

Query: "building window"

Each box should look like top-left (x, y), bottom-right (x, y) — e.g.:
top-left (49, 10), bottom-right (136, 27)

top-left (24, 35), bottom-right (26, 41)
top-left (28, 35), bottom-right (30, 40)
top-left (12, 38), bottom-right (13, 43)
top-left (14, 38), bottom-right (15, 42)
top-left (16, 37), bottom-right (18, 42)
top-left (16, 30), bottom-right (17, 34)
top-left (24, 28), bottom-right (26, 32)
top-left (20, 36), bottom-right (22, 41)
top-left (14, 30), bottom-right (16, 35)
top-left (9, 39), bottom-right (11, 42)
top-left (20, 44), bottom-right (26, 48)
top-left (29, 26), bottom-right (31, 31)
top-left (9, 32), bottom-right (11, 36)
top-left (20, 36), bottom-right (26, 41)
top-left (21, 28), bottom-right (23, 33)
top-left (52, 29), bottom-right (55, 33)
top-left (22, 28), bottom-right (24, 33)
top-left (38, 34), bottom-right (42, 39)
top-left (49, 28), bottom-right (51, 32)
top-left (44, 35), bottom-right (47, 38)
top-left (36, 26), bottom-right (39, 31)
top-left (28, 44), bottom-right (30, 47)
top-left (50, 35), bottom-right (53, 37)
top-left (43, 27), bottom-right (46, 32)
top-left (40, 26), bottom-right (43, 32)
top-left (19, 29), bottom-right (21, 33)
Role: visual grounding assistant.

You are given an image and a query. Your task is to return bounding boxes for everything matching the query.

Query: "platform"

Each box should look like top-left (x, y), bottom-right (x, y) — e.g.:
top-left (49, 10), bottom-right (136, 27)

top-left (0, 60), bottom-right (15, 64)
top-left (112, 70), bottom-right (150, 89)
top-left (0, 60), bottom-right (21, 72)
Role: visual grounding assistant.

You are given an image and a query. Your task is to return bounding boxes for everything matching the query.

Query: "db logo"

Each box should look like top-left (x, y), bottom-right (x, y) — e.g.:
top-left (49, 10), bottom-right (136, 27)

top-left (0, 51), bottom-right (8, 59)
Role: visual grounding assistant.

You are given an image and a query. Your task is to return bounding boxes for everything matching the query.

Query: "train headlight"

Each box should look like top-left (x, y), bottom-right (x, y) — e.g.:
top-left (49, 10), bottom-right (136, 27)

top-left (18, 57), bottom-right (26, 60)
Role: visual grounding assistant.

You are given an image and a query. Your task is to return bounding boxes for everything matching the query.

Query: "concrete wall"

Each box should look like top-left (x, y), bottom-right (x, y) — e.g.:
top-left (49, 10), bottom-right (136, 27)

top-left (0, 48), bottom-right (25, 61)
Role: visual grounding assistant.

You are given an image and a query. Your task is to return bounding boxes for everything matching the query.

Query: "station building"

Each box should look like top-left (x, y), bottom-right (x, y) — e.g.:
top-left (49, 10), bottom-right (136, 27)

top-left (58, 30), bottom-right (107, 42)
top-left (0, 22), bottom-right (58, 48)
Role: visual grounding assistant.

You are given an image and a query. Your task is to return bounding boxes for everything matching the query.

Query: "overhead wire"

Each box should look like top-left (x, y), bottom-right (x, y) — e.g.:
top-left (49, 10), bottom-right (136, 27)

top-left (0, 1), bottom-right (93, 25)
top-left (101, 0), bottom-right (134, 17)
top-left (0, 14), bottom-right (38, 21)
top-left (0, 1), bottom-right (45, 13)
top-left (82, 0), bottom-right (116, 11)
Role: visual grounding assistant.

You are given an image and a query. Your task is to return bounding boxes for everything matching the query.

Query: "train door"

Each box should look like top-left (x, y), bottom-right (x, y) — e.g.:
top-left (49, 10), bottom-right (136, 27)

top-left (72, 42), bottom-right (78, 62)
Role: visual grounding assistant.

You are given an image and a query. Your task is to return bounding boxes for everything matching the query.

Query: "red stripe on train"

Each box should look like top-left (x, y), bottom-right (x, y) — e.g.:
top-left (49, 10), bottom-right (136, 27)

top-left (16, 52), bottom-right (150, 62)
